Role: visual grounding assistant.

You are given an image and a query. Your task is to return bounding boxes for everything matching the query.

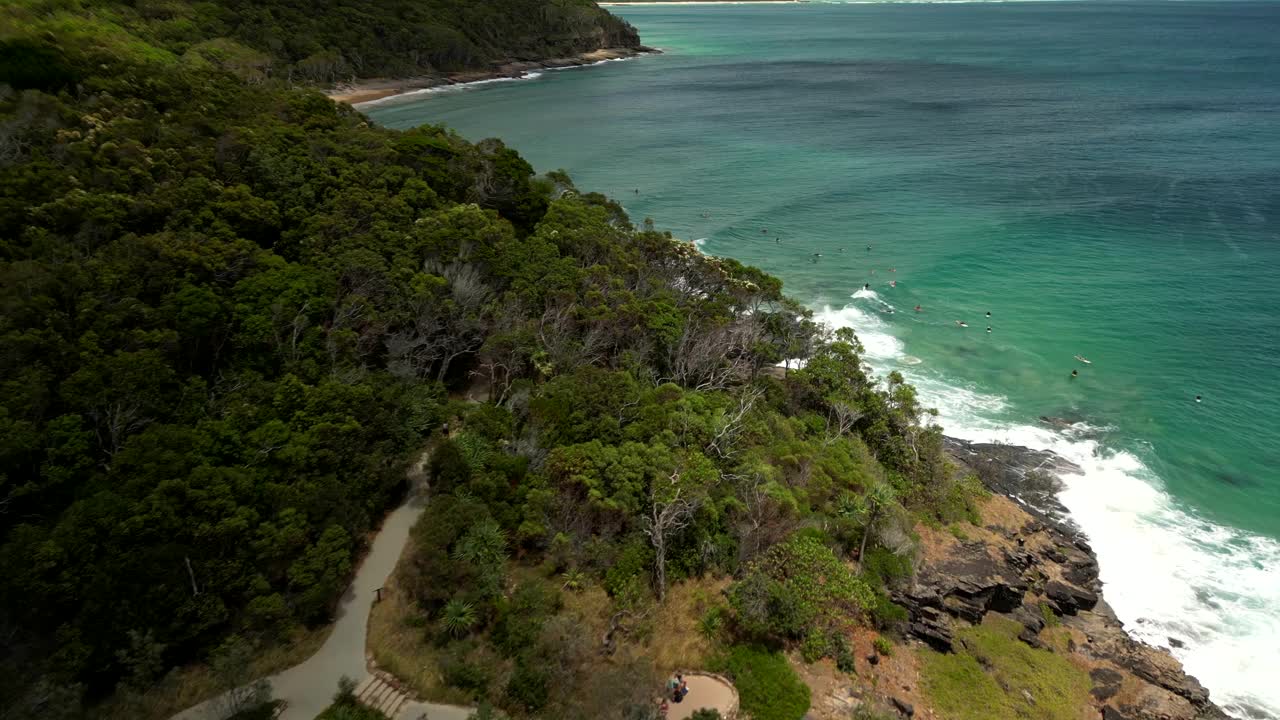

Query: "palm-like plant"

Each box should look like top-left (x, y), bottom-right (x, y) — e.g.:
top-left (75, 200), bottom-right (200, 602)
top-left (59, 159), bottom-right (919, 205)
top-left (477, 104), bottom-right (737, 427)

top-left (441, 598), bottom-right (478, 638)
top-left (453, 518), bottom-right (508, 596)
top-left (560, 568), bottom-right (587, 593)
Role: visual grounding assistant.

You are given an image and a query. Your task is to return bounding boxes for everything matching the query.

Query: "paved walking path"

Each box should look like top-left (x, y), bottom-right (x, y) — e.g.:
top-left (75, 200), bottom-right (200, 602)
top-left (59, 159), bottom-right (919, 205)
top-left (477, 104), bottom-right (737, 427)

top-left (172, 465), bottom-right (471, 720)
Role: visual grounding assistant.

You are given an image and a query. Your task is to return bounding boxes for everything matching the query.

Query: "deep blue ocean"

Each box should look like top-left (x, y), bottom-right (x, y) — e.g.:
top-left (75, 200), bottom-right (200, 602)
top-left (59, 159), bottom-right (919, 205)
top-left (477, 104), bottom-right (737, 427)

top-left (366, 3), bottom-right (1280, 716)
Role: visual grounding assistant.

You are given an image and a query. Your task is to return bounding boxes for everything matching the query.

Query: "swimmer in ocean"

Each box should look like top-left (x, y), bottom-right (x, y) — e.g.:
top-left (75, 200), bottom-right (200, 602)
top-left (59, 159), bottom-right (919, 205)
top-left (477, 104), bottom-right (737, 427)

top-left (890, 280), bottom-right (896, 287)
top-left (864, 283), bottom-right (870, 290)
top-left (915, 305), bottom-right (922, 312)
top-left (866, 245), bottom-right (872, 253)
top-left (775, 238), bottom-right (781, 244)
top-left (1071, 370), bottom-right (1079, 378)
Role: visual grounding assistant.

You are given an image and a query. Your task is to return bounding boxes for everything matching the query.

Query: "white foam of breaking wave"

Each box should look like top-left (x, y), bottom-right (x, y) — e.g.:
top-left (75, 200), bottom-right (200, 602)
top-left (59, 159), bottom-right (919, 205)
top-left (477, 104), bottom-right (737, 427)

top-left (810, 300), bottom-right (1280, 720)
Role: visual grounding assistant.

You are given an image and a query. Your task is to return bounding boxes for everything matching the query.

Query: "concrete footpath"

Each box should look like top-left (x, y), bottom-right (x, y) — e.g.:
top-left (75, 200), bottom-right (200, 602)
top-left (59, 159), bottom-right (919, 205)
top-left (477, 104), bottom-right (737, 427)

top-left (171, 476), bottom-right (471, 720)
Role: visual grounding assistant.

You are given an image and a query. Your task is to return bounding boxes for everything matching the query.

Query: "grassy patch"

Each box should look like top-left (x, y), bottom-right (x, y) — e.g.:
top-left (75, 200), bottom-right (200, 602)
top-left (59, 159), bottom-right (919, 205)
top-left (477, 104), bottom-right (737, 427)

top-left (91, 627), bottom-right (330, 720)
top-left (711, 645), bottom-right (810, 720)
top-left (919, 617), bottom-right (1092, 720)
top-left (366, 567), bottom-right (472, 705)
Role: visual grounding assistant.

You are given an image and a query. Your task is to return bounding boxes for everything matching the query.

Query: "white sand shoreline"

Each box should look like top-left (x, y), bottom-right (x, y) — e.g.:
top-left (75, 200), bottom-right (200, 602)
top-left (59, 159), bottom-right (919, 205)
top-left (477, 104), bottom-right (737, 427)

top-left (327, 47), bottom-right (657, 107)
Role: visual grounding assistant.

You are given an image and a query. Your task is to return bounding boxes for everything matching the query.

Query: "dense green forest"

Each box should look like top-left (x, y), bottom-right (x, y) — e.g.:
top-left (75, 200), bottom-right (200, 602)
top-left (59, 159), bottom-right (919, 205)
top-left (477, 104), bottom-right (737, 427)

top-left (0, 3), bottom-right (975, 719)
top-left (1, 0), bottom-right (639, 85)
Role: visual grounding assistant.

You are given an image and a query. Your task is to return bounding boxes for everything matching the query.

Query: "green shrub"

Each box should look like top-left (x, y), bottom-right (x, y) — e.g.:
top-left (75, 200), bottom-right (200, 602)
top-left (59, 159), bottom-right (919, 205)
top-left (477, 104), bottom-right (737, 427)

top-left (690, 710), bottom-right (723, 720)
top-left (503, 656), bottom-right (549, 713)
top-left (227, 701), bottom-right (285, 720)
top-left (454, 432), bottom-right (495, 472)
top-left (830, 633), bottom-right (856, 673)
top-left (604, 540), bottom-right (653, 598)
top-left (869, 592), bottom-right (909, 630)
top-left (1039, 602), bottom-right (1061, 628)
top-left (873, 637), bottom-right (893, 657)
top-left (429, 439), bottom-right (472, 494)
top-left (492, 580), bottom-right (561, 657)
top-left (729, 535), bottom-right (874, 640)
top-left (860, 546), bottom-right (912, 589)
top-left (466, 703), bottom-right (512, 720)
top-left (441, 651), bottom-right (491, 697)
top-left (466, 404), bottom-right (515, 441)
top-left (699, 605), bottom-right (726, 641)
top-left (800, 627), bottom-right (829, 663)
top-left (711, 645), bottom-right (810, 720)
top-left (316, 698), bottom-right (388, 720)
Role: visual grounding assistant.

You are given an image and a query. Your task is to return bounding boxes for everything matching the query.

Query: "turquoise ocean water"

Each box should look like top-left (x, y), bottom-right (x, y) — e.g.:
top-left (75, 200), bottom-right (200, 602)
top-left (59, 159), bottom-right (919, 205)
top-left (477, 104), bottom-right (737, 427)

top-left (366, 3), bottom-right (1280, 716)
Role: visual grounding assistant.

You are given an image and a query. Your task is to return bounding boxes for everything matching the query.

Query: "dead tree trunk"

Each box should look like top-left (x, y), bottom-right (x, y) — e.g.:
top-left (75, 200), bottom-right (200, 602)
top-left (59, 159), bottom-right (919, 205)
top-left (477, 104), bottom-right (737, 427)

top-left (643, 479), bottom-right (700, 603)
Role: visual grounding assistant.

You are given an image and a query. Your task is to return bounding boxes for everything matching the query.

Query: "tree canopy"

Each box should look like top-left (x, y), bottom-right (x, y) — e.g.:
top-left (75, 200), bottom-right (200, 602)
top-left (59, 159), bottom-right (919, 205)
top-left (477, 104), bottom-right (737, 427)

top-left (0, 3), bottom-right (979, 718)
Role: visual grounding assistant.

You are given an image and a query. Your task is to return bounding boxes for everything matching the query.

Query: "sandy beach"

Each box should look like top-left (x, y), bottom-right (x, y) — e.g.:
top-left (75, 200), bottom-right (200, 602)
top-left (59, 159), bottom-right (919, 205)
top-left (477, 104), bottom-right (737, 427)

top-left (327, 47), bottom-right (657, 106)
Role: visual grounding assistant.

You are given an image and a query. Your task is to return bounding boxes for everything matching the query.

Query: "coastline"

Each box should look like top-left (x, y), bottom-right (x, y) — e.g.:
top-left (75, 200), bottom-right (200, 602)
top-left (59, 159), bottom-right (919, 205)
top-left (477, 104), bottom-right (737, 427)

top-left (326, 47), bottom-right (659, 106)
top-left (602, 1), bottom-right (808, 5)
top-left (935, 438), bottom-right (1233, 720)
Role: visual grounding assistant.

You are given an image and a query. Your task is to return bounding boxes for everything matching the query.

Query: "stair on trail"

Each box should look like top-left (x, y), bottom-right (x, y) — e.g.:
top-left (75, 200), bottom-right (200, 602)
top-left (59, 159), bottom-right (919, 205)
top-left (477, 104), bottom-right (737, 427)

top-left (355, 673), bottom-right (411, 719)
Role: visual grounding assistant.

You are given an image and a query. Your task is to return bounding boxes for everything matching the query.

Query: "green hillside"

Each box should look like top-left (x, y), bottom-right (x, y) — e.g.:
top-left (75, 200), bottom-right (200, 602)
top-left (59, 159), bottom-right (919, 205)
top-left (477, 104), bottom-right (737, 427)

top-left (0, 4), bottom-right (966, 719)
top-left (1, 0), bottom-right (639, 84)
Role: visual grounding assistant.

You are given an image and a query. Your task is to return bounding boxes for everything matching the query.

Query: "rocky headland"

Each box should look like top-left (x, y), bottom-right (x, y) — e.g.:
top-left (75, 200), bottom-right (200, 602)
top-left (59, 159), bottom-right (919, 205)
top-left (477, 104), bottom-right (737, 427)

top-left (884, 437), bottom-right (1230, 720)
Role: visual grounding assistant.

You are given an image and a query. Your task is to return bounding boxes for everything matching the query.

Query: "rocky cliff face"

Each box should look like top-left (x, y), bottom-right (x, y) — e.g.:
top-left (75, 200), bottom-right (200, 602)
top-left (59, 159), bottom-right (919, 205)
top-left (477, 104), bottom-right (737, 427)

top-left (889, 439), bottom-right (1229, 720)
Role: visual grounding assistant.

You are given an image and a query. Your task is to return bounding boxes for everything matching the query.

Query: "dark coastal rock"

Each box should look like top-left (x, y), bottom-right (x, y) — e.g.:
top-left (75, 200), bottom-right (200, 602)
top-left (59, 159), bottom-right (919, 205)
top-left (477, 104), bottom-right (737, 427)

top-left (1017, 625), bottom-right (1044, 649)
top-left (943, 436), bottom-right (1081, 523)
top-left (1011, 604), bottom-right (1046, 634)
top-left (896, 541), bottom-right (1027, 641)
top-left (1090, 668), bottom-right (1125, 701)
top-left (906, 607), bottom-right (954, 653)
top-left (890, 696), bottom-right (915, 717)
top-left (1101, 707), bottom-right (1132, 720)
top-left (1064, 611), bottom-right (1217, 710)
top-left (1168, 637), bottom-right (1185, 649)
top-left (1044, 580), bottom-right (1099, 615)
top-left (1003, 546), bottom-right (1037, 570)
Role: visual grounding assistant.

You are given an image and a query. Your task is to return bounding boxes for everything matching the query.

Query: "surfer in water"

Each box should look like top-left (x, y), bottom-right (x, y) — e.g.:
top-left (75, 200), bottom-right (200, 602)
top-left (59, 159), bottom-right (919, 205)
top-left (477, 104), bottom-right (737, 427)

top-left (1195, 395), bottom-right (1202, 403)
top-left (914, 305), bottom-right (922, 312)
top-left (986, 311), bottom-right (991, 318)
top-left (890, 280), bottom-right (897, 288)
top-left (866, 245), bottom-right (872, 253)
top-left (956, 320), bottom-right (968, 328)
top-left (987, 326), bottom-right (992, 333)
top-left (1071, 369), bottom-right (1079, 378)
top-left (775, 237), bottom-right (781, 244)
top-left (864, 283), bottom-right (871, 291)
